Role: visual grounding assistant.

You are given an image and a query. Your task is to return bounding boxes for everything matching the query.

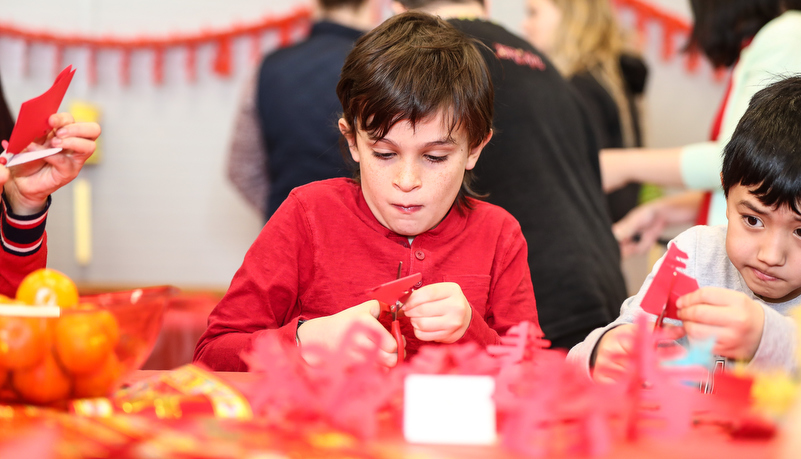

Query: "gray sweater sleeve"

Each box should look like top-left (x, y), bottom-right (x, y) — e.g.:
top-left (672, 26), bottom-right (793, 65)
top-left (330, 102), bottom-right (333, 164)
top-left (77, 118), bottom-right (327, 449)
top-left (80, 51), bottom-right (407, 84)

top-left (750, 306), bottom-right (798, 373)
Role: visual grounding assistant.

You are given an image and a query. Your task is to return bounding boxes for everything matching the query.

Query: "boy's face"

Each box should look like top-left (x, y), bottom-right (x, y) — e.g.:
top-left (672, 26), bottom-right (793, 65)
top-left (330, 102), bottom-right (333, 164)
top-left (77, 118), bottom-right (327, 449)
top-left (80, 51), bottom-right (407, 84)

top-left (340, 110), bottom-right (489, 237)
top-left (726, 184), bottom-right (801, 303)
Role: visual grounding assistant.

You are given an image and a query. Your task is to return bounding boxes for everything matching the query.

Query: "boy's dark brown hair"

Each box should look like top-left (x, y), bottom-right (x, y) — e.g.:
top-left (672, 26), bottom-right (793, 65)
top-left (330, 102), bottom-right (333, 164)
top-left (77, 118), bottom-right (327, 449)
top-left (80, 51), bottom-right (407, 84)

top-left (395, 0), bottom-right (485, 8)
top-left (336, 11), bottom-right (494, 210)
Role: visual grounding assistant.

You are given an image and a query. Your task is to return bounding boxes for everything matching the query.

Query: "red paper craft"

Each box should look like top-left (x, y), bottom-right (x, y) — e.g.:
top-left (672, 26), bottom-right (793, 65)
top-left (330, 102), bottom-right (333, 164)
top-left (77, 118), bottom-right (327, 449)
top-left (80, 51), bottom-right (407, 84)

top-left (365, 272), bottom-right (422, 307)
top-left (486, 321), bottom-right (550, 366)
top-left (6, 65), bottom-right (75, 154)
top-left (640, 243), bottom-right (699, 322)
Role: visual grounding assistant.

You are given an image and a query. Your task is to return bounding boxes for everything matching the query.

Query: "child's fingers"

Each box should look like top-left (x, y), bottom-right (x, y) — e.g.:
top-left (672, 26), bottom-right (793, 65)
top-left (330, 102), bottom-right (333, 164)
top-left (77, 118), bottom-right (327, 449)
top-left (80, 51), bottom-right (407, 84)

top-left (401, 284), bottom-right (444, 313)
top-left (55, 121), bottom-right (101, 142)
top-left (659, 323), bottom-right (687, 341)
top-left (677, 304), bottom-right (731, 327)
top-left (50, 138), bottom-right (96, 160)
top-left (48, 113), bottom-right (76, 131)
top-left (676, 286), bottom-right (734, 309)
top-left (593, 353), bottom-right (630, 384)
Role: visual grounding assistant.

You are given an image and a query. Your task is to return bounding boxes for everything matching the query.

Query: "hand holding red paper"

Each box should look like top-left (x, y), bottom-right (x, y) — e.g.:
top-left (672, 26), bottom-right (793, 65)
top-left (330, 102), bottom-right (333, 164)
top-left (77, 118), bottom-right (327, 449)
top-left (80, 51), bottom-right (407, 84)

top-left (676, 287), bottom-right (765, 361)
top-left (402, 282), bottom-right (472, 344)
top-left (296, 300), bottom-right (401, 368)
top-left (2, 113), bottom-right (100, 215)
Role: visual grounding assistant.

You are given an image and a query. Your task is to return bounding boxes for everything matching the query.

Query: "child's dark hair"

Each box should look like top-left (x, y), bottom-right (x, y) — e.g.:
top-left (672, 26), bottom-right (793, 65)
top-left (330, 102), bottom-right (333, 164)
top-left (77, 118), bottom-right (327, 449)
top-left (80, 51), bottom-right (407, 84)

top-left (336, 11), bottom-right (494, 210)
top-left (722, 75), bottom-right (801, 214)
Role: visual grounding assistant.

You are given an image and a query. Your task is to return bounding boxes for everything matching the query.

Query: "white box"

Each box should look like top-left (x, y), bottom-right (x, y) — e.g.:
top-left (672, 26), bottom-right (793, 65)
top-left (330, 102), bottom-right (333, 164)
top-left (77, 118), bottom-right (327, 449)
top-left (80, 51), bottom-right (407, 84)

top-left (403, 374), bottom-right (497, 445)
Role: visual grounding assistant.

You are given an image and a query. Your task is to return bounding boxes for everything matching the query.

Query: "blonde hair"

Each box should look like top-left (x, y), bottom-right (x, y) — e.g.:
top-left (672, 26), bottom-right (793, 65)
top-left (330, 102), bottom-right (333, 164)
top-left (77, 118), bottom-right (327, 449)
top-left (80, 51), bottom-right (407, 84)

top-left (548, 0), bottom-right (637, 147)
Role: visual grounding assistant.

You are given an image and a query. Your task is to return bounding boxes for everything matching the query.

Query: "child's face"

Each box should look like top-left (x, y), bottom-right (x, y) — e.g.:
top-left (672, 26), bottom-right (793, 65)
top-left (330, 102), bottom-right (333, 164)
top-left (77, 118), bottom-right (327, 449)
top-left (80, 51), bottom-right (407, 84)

top-left (725, 184), bottom-right (801, 302)
top-left (340, 110), bottom-right (489, 237)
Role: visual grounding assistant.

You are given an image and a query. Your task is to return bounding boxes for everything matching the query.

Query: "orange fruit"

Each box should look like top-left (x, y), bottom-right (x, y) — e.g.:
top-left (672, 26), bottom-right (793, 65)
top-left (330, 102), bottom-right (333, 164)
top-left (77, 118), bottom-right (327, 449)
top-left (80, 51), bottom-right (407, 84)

top-left (54, 312), bottom-right (115, 375)
top-left (16, 268), bottom-right (79, 308)
top-left (12, 353), bottom-right (72, 404)
top-left (0, 316), bottom-right (48, 369)
top-left (73, 353), bottom-right (122, 399)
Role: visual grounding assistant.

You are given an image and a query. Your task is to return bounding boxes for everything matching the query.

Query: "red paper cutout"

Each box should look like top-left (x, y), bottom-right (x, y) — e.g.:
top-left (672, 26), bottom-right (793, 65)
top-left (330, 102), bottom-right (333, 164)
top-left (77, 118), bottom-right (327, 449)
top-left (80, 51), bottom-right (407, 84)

top-left (640, 243), bottom-right (699, 321)
top-left (486, 321), bottom-right (550, 366)
top-left (242, 323), bottom-right (403, 439)
top-left (365, 272), bottom-right (422, 307)
top-left (6, 65), bottom-right (75, 154)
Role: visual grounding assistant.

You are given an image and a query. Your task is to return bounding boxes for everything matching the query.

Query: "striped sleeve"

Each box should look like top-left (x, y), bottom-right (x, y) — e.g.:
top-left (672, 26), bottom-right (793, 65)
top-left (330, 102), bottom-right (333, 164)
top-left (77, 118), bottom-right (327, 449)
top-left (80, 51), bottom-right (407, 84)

top-left (1, 193), bottom-right (50, 256)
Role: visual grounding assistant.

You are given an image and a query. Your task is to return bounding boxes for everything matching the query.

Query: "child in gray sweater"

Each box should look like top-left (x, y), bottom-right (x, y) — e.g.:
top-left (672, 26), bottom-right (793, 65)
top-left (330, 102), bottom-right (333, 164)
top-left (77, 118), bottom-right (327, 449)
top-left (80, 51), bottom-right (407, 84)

top-left (569, 75), bottom-right (801, 382)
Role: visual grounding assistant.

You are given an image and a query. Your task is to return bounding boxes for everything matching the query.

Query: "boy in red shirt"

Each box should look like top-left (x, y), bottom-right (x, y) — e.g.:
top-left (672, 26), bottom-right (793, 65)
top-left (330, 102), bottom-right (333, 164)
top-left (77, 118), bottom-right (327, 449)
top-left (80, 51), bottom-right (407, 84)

top-left (194, 12), bottom-right (539, 371)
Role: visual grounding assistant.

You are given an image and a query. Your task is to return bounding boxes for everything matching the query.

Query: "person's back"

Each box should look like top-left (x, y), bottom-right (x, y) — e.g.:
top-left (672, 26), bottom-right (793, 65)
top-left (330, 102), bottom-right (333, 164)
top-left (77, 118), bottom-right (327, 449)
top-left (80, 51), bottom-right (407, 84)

top-left (394, 1), bottom-right (628, 349)
top-left (257, 20), bottom-right (362, 218)
top-left (227, 0), bottom-right (378, 219)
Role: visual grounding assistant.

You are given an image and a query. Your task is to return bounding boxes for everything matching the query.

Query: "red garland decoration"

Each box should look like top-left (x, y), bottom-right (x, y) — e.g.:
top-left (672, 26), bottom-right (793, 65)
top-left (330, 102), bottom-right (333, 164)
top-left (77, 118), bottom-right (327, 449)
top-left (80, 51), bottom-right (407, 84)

top-left (0, 7), bottom-right (311, 85)
top-left (613, 0), bottom-right (720, 79)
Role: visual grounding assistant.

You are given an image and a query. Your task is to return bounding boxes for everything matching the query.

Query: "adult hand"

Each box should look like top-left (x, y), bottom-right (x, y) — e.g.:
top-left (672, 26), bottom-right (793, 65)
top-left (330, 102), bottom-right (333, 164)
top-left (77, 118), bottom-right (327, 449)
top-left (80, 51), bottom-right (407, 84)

top-left (296, 300), bottom-right (400, 367)
top-left (676, 287), bottom-right (765, 361)
top-left (402, 282), bottom-right (472, 343)
top-left (613, 202), bottom-right (667, 258)
top-left (3, 113), bottom-right (100, 215)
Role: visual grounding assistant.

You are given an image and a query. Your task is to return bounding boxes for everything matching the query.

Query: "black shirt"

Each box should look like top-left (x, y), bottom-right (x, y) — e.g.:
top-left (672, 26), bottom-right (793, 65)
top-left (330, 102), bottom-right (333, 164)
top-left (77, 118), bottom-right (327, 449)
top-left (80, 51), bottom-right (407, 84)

top-left (570, 54), bottom-right (648, 222)
top-left (449, 19), bottom-right (628, 348)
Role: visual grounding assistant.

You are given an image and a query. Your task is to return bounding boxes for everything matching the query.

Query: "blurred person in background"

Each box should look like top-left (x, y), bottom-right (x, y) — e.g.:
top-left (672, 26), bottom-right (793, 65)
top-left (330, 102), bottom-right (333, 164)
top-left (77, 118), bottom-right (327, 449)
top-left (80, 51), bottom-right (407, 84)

top-left (226, 0), bottom-right (382, 220)
top-left (603, 0), bottom-right (801, 258)
top-left (523, 0), bottom-right (648, 223)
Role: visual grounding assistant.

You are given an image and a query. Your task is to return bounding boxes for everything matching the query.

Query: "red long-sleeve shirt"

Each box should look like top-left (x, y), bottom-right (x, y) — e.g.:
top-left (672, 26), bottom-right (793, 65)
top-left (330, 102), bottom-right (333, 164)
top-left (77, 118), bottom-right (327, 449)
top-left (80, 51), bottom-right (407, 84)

top-left (194, 178), bottom-right (538, 371)
top-left (0, 193), bottom-right (48, 297)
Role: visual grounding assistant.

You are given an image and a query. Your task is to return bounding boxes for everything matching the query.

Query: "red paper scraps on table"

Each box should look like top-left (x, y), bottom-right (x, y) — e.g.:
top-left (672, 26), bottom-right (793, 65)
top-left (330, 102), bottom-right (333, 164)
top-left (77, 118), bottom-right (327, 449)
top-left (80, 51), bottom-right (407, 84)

top-left (5, 65), bottom-right (75, 154)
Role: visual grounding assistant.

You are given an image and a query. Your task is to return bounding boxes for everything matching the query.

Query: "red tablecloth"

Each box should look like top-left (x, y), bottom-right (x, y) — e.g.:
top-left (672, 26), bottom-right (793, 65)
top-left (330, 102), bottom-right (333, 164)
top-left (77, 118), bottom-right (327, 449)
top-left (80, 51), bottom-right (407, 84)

top-left (141, 292), bottom-right (220, 370)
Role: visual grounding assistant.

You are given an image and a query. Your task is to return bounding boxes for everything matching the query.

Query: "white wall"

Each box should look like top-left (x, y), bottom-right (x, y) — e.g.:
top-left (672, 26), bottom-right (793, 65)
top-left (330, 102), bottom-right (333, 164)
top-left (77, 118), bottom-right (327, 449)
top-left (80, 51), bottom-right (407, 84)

top-left (0, 0), bottom-right (724, 290)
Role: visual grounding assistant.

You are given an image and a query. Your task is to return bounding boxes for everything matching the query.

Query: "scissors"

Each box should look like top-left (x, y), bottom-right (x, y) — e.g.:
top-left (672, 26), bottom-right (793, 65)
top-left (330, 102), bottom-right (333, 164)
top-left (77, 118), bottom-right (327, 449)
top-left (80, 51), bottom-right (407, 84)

top-left (365, 267), bottom-right (422, 364)
top-left (0, 146), bottom-right (63, 168)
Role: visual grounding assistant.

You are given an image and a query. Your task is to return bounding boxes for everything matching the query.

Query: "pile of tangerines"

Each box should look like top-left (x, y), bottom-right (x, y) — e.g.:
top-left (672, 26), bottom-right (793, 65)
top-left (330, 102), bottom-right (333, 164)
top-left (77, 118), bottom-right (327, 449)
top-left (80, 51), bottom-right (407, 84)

top-left (0, 269), bottom-right (122, 405)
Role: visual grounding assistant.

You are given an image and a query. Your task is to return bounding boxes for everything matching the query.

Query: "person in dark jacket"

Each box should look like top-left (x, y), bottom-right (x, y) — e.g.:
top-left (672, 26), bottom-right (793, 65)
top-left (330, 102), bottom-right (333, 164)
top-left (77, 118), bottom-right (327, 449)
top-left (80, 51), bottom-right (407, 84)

top-left (226, 0), bottom-right (381, 219)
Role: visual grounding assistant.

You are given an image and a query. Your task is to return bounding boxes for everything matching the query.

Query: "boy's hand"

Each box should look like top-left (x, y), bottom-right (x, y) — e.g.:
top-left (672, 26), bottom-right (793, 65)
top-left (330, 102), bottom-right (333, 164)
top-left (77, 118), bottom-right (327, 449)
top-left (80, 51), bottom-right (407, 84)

top-left (593, 322), bottom-right (685, 383)
top-left (402, 282), bottom-right (472, 343)
top-left (296, 300), bottom-right (401, 367)
top-left (3, 113), bottom-right (100, 215)
top-left (676, 287), bottom-right (765, 361)
top-left (592, 324), bottom-right (636, 384)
